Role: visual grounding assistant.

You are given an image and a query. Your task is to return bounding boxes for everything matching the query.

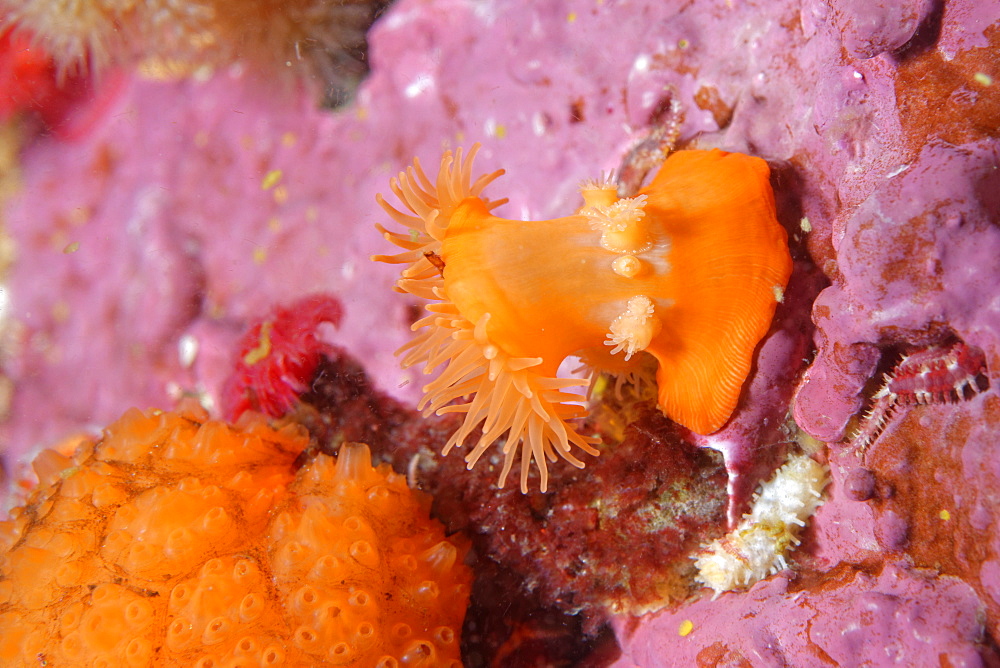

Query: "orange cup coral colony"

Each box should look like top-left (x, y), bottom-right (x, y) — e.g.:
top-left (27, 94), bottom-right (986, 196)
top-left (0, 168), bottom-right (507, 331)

top-left (0, 407), bottom-right (471, 667)
top-left (374, 145), bottom-right (793, 492)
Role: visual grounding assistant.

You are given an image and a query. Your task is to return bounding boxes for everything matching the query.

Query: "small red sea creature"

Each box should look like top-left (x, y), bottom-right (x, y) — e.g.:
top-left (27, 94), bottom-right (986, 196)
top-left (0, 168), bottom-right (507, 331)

top-left (220, 294), bottom-right (342, 421)
top-left (0, 27), bottom-right (73, 129)
top-left (2, 0), bottom-right (385, 106)
top-left (850, 340), bottom-right (990, 452)
top-left (0, 23), bottom-right (122, 141)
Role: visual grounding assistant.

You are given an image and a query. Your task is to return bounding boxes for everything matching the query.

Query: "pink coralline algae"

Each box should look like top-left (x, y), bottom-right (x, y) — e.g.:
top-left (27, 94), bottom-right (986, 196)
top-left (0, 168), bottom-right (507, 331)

top-left (829, 0), bottom-right (938, 59)
top-left (1, 0), bottom-right (1000, 664)
top-left (794, 139), bottom-right (1000, 445)
top-left (614, 563), bottom-right (992, 666)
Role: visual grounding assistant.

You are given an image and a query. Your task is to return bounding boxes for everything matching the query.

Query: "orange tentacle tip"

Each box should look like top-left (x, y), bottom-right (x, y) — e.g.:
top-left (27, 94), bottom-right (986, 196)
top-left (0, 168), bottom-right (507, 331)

top-left (372, 144), bottom-right (792, 492)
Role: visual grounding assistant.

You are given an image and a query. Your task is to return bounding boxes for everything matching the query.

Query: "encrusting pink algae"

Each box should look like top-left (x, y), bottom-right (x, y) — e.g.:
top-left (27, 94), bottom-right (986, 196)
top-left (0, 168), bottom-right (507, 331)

top-left (1, 0), bottom-right (1000, 664)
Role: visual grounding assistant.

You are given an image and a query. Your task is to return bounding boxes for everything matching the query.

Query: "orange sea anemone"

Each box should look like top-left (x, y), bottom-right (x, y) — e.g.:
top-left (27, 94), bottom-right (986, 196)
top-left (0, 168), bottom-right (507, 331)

top-left (0, 406), bottom-right (471, 667)
top-left (374, 145), bottom-right (792, 492)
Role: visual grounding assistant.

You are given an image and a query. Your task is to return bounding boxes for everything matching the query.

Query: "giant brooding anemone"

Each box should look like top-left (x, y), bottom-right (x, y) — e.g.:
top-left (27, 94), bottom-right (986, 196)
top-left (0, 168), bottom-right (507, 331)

top-left (374, 145), bottom-right (792, 492)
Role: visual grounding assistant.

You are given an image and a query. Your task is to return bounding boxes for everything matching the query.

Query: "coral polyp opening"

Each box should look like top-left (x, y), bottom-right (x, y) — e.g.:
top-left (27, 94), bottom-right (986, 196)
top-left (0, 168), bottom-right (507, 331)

top-left (374, 144), bottom-right (792, 492)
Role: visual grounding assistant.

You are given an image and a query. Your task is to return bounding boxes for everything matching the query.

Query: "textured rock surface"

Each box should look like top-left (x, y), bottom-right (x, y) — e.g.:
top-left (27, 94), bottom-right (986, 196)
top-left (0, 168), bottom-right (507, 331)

top-left (614, 563), bottom-right (991, 667)
top-left (1, 0), bottom-right (999, 664)
top-left (794, 140), bottom-right (1000, 443)
top-left (301, 355), bottom-right (729, 634)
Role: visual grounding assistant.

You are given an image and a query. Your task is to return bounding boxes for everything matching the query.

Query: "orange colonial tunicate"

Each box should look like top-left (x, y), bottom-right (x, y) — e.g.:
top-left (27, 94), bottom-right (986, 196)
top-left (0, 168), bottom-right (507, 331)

top-left (0, 406), bottom-right (471, 667)
top-left (374, 145), bottom-right (792, 492)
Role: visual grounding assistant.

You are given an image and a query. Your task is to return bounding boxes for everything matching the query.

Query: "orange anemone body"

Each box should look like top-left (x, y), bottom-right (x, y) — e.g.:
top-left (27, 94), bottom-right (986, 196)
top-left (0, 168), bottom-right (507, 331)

top-left (375, 146), bottom-right (792, 492)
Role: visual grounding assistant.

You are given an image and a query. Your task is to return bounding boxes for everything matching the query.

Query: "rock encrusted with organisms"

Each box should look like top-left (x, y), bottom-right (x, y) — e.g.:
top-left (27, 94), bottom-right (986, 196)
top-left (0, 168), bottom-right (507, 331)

top-left (3, 0), bottom-right (999, 662)
top-left (861, 393), bottom-right (1000, 640)
top-left (794, 139), bottom-right (1000, 445)
top-left (828, 0), bottom-right (938, 59)
top-left (0, 406), bottom-right (470, 667)
top-left (615, 563), bottom-right (992, 666)
top-left (460, 406), bottom-right (728, 627)
top-left (694, 453), bottom-right (828, 597)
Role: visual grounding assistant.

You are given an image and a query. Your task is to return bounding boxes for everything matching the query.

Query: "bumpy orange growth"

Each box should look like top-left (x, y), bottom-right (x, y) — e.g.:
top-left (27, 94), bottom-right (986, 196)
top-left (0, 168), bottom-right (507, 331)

top-left (374, 146), bottom-right (792, 492)
top-left (0, 407), bottom-right (470, 667)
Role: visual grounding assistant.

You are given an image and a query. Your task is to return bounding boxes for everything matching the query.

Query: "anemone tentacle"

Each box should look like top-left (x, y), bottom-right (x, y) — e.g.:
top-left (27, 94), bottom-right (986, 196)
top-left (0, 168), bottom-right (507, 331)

top-left (375, 146), bottom-right (601, 491)
top-left (404, 306), bottom-right (599, 492)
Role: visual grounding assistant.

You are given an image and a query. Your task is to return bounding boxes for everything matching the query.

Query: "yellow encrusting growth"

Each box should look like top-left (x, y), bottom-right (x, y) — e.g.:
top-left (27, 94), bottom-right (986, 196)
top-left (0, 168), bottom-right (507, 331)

top-left (262, 169), bottom-right (283, 190)
top-left (243, 320), bottom-right (274, 364)
top-left (374, 144), bottom-right (792, 491)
